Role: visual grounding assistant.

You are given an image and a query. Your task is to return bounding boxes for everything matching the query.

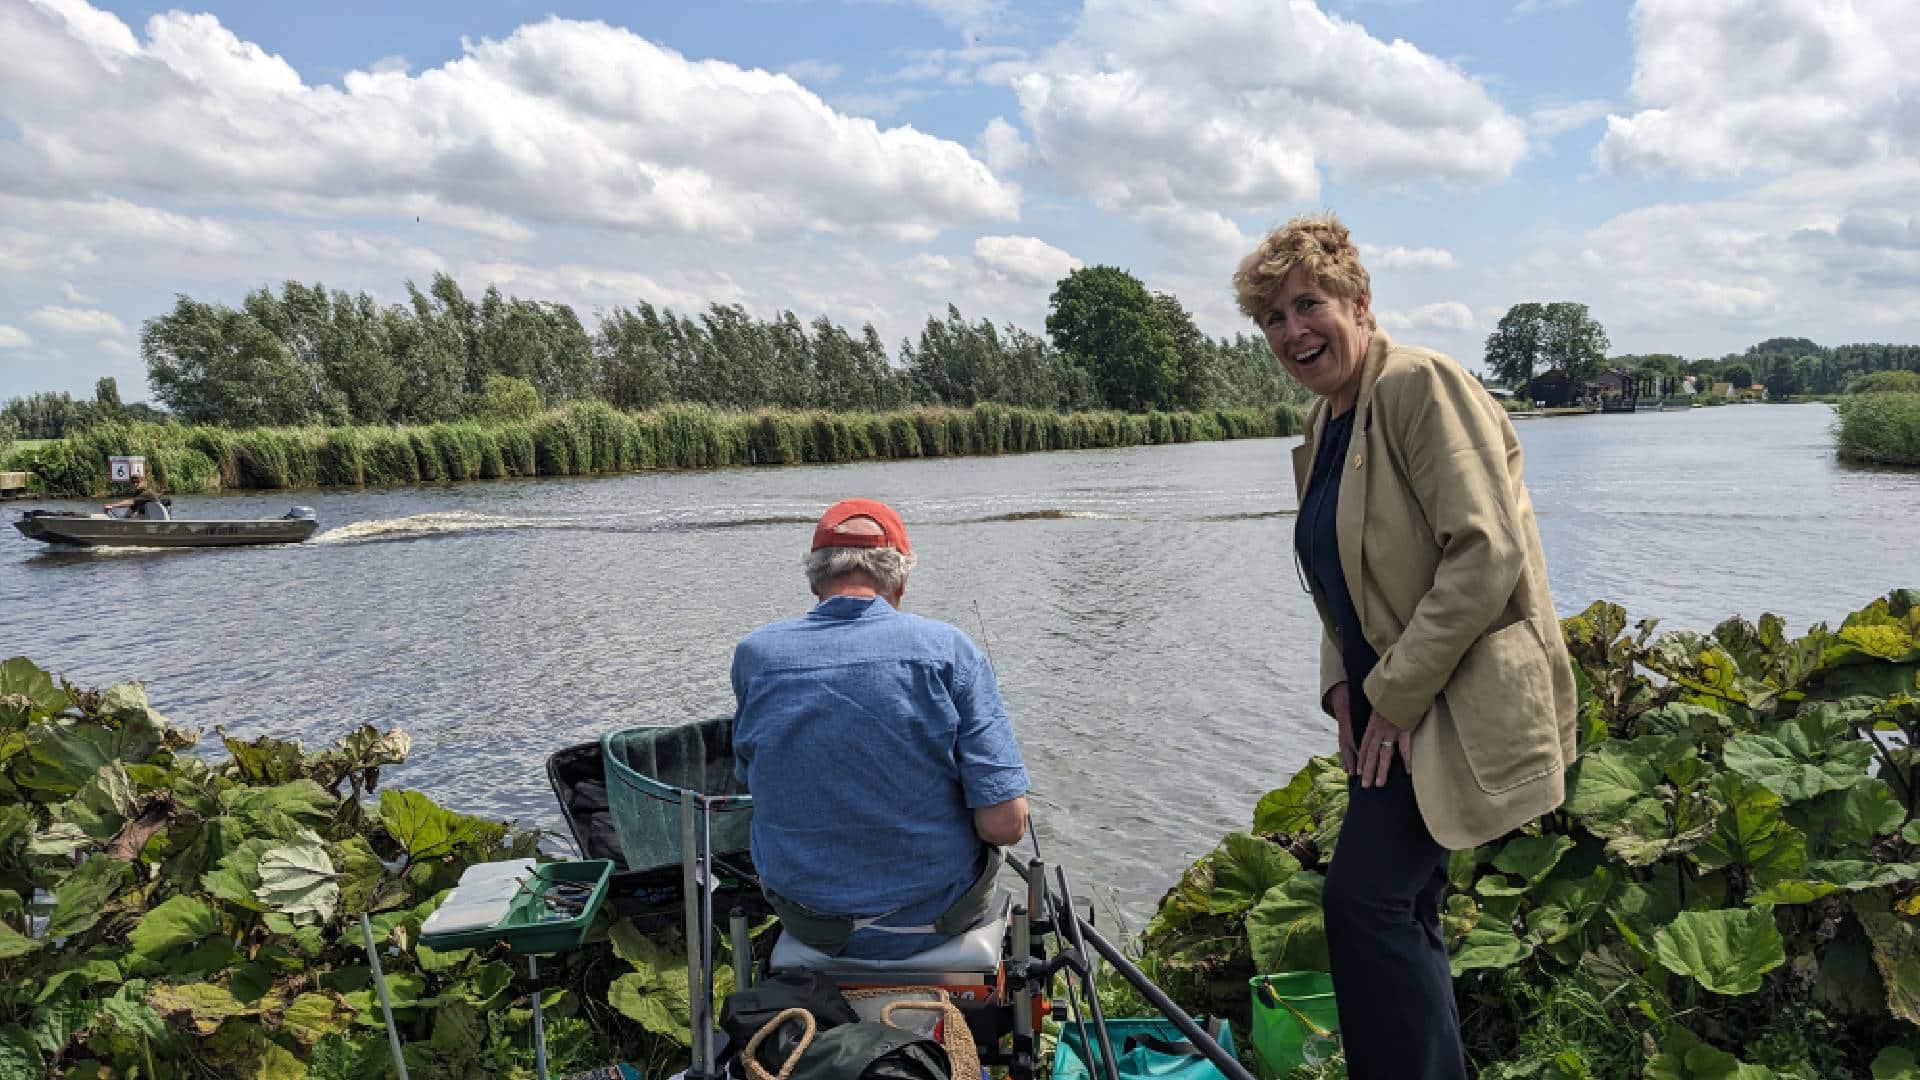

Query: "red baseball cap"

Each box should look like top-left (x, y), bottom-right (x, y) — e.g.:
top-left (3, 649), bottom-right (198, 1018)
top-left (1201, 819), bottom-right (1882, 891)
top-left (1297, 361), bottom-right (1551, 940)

top-left (811, 498), bottom-right (911, 556)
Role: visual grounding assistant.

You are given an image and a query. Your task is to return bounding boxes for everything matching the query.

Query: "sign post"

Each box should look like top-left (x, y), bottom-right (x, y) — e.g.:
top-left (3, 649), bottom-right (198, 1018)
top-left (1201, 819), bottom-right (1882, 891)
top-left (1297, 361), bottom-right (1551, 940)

top-left (108, 456), bottom-right (147, 483)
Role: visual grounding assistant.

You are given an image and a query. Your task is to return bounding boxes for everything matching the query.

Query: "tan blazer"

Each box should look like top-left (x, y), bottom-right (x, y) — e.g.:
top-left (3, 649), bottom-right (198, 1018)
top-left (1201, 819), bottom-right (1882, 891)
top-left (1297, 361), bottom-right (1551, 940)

top-left (1290, 330), bottom-right (1577, 850)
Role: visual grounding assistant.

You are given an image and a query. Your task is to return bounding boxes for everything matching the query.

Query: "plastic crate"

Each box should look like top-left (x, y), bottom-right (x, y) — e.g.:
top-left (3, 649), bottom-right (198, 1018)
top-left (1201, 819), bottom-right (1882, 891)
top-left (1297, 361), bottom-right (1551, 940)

top-left (420, 859), bottom-right (613, 956)
top-left (1248, 972), bottom-right (1339, 1077)
top-left (601, 719), bottom-right (753, 873)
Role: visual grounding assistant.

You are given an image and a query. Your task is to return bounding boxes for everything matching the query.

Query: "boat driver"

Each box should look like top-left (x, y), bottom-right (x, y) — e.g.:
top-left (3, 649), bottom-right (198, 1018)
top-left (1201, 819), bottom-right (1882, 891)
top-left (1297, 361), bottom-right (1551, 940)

top-left (730, 498), bottom-right (1030, 959)
top-left (104, 481), bottom-right (169, 521)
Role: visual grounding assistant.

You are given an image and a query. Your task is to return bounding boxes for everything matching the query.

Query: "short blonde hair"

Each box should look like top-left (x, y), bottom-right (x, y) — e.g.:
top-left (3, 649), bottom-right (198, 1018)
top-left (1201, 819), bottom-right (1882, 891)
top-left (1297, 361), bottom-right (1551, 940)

top-left (1232, 213), bottom-right (1376, 329)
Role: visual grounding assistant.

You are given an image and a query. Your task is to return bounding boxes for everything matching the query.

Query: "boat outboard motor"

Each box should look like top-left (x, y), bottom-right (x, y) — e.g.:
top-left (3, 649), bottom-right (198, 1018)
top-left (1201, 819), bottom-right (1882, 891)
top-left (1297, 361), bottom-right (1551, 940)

top-left (284, 506), bottom-right (318, 521)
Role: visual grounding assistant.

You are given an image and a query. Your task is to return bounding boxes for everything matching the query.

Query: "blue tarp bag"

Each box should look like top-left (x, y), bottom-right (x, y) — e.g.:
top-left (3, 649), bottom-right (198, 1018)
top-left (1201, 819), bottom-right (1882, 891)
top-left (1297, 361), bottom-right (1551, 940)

top-left (1051, 1018), bottom-right (1237, 1080)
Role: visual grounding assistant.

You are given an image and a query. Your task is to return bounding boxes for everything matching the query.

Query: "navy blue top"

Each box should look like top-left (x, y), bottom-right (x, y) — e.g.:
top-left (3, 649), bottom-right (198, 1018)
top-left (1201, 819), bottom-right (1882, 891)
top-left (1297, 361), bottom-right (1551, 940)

top-left (730, 595), bottom-right (1029, 958)
top-left (1295, 408), bottom-right (1380, 729)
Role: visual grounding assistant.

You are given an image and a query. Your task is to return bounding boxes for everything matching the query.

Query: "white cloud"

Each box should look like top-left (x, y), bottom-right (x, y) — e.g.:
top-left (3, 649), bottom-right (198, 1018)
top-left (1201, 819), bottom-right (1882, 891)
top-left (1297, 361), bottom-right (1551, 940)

top-left (978, 117), bottom-right (1032, 173)
top-left (1009, 0), bottom-right (1526, 229)
top-left (1529, 98), bottom-right (1612, 138)
top-left (0, 325), bottom-right (32, 349)
top-left (61, 282), bottom-right (99, 304)
top-left (1506, 161), bottom-right (1920, 355)
top-left (825, 89), bottom-right (931, 120)
top-left (903, 254), bottom-right (958, 291)
top-left (782, 59), bottom-right (843, 84)
top-left (28, 306), bottom-right (128, 336)
top-left (97, 337), bottom-right (137, 359)
top-left (0, 3), bottom-right (1020, 244)
top-left (1382, 301), bottom-right (1477, 333)
top-left (1597, 0), bottom-right (1920, 177)
top-left (972, 235), bottom-right (1081, 287)
top-left (1365, 244), bottom-right (1458, 271)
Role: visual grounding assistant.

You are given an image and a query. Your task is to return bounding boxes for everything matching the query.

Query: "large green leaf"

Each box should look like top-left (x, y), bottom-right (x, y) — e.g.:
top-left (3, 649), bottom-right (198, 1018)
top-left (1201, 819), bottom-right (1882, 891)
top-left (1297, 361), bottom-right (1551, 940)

top-left (0, 657), bottom-right (68, 723)
top-left (15, 720), bottom-right (154, 799)
top-left (274, 992), bottom-right (354, 1046)
top-left (203, 838), bottom-right (277, 912)
top-left (378, 789), bottom-right (488, 860)
top-left (1855, 897), bottom-right (1920, 1026)
top-left (47, 856), bottom-right (135, 938)
top-left (219, 727), bottom-right (309, 786)
top-left (1209, 833), bottom-right (1300, 912)
top-left (129, 895), bottom-right (221, 958)
top-left (1451, 921), bottom-right (1533, 976)
top-left (1693, 772), bottom-right (1806, 889)
top-left (1599, 786), bottom-right (1719, 867)
top-left (607, 921), bottom-right (694, 1045)
top-left (1245, 871), bottom-right (1328, 974)
top-left (1493, 834), bottom-right (1576, 887)
top-left (1790, 780), bottom-right (1905, 859)
top-left (1645, 1026), bottom-right (1777, 1079)
top-left (0, 1024), bottom-right (41, 1080)
top-left (254, 838), bottom-right (339, 926)
top-left (59, 761), bottom-right (137, 841)
top-left (149, 981), bottom-right (253, 1036)
top-left (1723, 707), bottom-right (1874, 803)
top-left (221, 781), bottom-right (335, 840)
top-left (1568, 734), bottom-right (1697, 831)
top-left (1524, 866), bottom-right (1615, 947)
top-left (1873, 1047), bottom-right (1920, 1080)
top-left (1653, 907), bottom-right (1787, 996)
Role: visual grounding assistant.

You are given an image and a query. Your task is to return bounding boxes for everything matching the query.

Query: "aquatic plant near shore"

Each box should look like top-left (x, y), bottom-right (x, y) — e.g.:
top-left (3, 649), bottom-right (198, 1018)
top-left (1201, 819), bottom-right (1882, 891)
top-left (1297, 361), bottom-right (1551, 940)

top-left (1, 400), bottom-right (1306, 497)
top-left (1144, 589), bottom-right (1920, 1077)
top-left (0, 657), bottom-right (710, 1078)
top-left (1836, 391), bottom-right (1920, 467)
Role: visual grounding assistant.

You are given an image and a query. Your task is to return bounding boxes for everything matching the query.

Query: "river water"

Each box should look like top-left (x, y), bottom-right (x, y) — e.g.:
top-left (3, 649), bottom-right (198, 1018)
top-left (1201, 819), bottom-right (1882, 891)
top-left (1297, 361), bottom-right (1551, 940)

top-left (4, 403), bottom-right (1916, 925)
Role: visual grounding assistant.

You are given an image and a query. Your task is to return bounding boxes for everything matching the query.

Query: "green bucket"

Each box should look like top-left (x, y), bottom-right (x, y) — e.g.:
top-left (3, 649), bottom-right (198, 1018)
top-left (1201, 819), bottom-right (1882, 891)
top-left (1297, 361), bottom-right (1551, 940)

top-left (1248, 973), bottom-right (1340, 1078)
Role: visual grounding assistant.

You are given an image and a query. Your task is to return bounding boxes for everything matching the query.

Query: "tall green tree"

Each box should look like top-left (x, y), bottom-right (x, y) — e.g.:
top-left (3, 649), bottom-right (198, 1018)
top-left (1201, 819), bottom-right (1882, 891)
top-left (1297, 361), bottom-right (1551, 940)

top-left (93, 377), bottom-right (121, 411)
top-left (1541, 302), bottom-right (1608, 386)
top-left (1484, 302), bottom-right (1547, 389)
top-left (1046, 266), bottom-right (1183, 411)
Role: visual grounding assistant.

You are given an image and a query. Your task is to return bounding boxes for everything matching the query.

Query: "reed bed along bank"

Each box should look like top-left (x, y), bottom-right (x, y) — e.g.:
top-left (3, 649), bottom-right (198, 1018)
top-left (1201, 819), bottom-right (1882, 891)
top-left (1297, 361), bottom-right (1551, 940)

top-left (1835, 391), bottom-right (1920, 467)
top-left (5, 400), bottom-right (1306, 497)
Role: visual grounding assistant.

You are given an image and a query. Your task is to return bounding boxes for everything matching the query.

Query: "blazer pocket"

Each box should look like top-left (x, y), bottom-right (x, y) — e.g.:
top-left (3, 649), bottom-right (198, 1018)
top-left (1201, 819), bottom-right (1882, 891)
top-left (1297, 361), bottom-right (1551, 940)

top-left (1443, 620), bottom-right (1561, 796)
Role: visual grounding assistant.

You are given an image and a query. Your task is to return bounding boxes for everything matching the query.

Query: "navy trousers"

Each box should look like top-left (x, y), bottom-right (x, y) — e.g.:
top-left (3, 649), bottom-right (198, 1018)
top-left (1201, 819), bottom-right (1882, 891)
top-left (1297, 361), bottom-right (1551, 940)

top-left (1322, 747), bottom-right (1467, 1080)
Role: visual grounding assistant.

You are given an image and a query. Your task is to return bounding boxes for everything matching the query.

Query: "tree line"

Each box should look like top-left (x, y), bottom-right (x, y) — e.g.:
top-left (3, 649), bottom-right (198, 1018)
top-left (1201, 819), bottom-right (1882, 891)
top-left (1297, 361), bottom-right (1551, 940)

top-left (1, 269), bottom-right (1306, 438)
top-left (1483, 305), bottom-right (1920, 401)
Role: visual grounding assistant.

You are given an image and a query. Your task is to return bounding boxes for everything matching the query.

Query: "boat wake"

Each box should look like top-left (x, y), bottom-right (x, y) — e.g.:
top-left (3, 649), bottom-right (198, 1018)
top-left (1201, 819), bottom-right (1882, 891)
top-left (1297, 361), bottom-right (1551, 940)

top-left (964, 509), bottom-right (1128, 523)
top-left (312, 511), bottom-right (589, 545)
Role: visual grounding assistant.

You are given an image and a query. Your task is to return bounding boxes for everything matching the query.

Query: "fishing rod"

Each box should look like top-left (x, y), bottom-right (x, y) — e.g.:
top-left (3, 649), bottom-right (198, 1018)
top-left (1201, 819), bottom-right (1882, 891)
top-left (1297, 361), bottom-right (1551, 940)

top-left (1002, 855), bottom-right (1257, 1080)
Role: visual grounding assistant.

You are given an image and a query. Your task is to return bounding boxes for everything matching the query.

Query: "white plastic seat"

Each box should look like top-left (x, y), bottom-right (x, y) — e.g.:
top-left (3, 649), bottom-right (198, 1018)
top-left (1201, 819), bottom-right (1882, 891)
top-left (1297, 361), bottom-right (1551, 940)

top-left (769, 891), bottom-right (1012, 979)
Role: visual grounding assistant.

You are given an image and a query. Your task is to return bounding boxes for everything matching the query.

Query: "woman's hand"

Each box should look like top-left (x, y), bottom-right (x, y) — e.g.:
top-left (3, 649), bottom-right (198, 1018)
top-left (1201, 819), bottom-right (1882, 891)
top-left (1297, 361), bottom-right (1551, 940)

top-left (1327, 682), bottom-right (1358, 775)
top-left (1356, 711), bottom-right (1412, 789)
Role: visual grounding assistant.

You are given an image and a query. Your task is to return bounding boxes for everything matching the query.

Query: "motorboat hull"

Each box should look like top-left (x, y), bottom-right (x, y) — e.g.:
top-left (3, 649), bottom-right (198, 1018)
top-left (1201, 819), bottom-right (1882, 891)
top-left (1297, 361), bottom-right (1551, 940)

top-left (14, 511), bottom-right (319, 547)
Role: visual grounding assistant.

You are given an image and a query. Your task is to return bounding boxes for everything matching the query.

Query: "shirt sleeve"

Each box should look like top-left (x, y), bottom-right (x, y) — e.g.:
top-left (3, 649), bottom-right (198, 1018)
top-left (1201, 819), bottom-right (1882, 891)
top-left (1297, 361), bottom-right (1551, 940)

top-left (950, 637), bottom-right (1030, 809)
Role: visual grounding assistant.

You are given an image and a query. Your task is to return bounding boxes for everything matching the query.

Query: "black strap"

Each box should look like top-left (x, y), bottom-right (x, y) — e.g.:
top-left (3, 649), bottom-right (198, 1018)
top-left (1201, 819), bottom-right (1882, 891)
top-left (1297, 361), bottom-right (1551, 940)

top-left (1121, 1033), bottom-right (1201, 1059)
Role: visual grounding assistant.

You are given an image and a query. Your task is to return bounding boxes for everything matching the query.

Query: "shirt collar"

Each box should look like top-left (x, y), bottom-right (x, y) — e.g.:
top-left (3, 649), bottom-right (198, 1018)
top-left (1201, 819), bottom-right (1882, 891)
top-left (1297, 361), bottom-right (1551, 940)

top-left (809, 594), bottom-right (893, 620)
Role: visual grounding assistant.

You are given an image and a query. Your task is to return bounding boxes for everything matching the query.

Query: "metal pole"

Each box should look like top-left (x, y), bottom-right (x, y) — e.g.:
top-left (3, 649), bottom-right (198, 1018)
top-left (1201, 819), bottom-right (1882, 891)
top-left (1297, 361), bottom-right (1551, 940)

top-left (1000, 855), bottom-right (1252, 1080)
top-left (729, 906), bottom-right (753, 989)
top-left (681, 795), bottom-right (708, 1079)
top-left (1052, 868), bottom-right (1121, 1080)
top-left (359, 914), bottom-right (411, 1080)
top-left (1072, 913), bottom-right (1257, 1080)
top-left (530, 955), bottom-right (549, 1080)
top-left (698, 795), bottom-right (716, 1073)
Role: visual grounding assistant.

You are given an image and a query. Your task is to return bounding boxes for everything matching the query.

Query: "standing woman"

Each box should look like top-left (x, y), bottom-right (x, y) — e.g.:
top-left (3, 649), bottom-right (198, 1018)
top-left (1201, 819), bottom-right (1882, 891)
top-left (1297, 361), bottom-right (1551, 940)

top-left (1232, 214), bottom-right (1577, 1079)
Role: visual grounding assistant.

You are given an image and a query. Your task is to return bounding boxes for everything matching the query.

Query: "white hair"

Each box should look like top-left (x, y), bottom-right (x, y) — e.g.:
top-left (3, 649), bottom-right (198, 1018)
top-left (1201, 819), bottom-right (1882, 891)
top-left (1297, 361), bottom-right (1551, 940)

top-left (804, 545), bottom-right (916, 595)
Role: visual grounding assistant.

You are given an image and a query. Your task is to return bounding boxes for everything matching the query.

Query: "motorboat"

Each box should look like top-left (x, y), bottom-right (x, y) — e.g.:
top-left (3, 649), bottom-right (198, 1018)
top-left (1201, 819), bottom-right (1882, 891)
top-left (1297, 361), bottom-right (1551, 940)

top-left (14, 506), bottom-right (320, 547)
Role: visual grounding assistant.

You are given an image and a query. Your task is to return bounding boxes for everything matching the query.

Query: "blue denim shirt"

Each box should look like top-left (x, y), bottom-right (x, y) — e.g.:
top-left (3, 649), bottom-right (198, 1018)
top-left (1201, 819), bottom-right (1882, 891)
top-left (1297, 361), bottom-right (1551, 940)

top-left (731, 595), bottom-right (1029, 958)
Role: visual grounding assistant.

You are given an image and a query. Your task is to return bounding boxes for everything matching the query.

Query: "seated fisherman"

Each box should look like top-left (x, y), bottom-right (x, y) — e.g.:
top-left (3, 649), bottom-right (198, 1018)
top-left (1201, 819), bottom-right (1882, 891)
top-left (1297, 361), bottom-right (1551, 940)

top-left (731, 498), bottom-right (1030, 960)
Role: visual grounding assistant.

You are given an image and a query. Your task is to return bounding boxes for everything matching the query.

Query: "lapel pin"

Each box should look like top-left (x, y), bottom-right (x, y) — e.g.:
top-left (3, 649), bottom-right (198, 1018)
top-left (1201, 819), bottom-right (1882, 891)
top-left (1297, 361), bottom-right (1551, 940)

top-left (1353, 454), bottom-right (1364, 469)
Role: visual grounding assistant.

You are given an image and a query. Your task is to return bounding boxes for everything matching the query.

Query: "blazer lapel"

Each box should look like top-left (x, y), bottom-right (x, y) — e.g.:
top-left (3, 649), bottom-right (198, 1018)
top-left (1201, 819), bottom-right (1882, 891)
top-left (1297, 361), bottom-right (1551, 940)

top-left (1291, 401), bottom-right (1324, 500)
top-left (1333, 331), bottom-right (1394, 636)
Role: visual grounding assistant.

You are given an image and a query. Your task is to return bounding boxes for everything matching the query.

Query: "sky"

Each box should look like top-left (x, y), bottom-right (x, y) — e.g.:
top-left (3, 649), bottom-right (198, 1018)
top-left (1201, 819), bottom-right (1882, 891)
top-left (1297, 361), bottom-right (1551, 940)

top-left (1, 0), bottom-right (1917, 404)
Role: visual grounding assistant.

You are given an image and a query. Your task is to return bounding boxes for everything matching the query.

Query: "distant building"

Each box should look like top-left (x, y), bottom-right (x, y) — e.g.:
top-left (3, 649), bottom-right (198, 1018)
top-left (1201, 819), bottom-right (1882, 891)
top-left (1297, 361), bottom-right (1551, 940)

top-left (1525, 370), bottom-right (1575, 408)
